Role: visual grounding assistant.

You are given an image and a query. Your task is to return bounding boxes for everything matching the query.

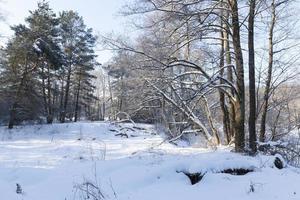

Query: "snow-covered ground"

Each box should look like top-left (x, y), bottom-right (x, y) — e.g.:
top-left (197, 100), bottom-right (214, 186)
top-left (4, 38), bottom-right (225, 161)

top-left (0, 122), bottom-right (300, 200)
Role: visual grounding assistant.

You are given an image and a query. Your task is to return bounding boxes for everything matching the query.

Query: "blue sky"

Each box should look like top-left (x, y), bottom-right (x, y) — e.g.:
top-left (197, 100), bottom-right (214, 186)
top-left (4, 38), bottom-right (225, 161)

top-left (1, 0), bottom-right (130, 63)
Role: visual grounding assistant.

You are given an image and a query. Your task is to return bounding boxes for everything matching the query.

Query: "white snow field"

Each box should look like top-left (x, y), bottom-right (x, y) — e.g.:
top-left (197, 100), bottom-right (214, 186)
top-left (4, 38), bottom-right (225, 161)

top-left (0, 122), bottom-right (300, 200)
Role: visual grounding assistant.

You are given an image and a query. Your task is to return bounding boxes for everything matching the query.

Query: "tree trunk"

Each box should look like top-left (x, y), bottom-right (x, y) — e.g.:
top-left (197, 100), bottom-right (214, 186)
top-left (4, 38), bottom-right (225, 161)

top-left (59, 78), bottom-right (65, 122)
top-left (8, 102), bottom-right (17, 129)
top-left (260, 0), bottom-right (276, 142)
top-left (219, 17), bottom-right (231, 144)
top-left (204, 97), bottom-right (220, 144)
top-left (248, 0), bottom-right (257, 153)
top-left (223, 7), bottom-right (235, 142)
top-left (74, 74), bottom-right (81, 122)
top-left (41, 65), bottom-right (48, 120)
top-left (61, 66), bottom-right (72, 123)
top-left (229, 0), bottom-right (245, 152)
top-left (101, 75), bottom-right (106, 120)
top-left (46, 64), bottom-right (53, 124)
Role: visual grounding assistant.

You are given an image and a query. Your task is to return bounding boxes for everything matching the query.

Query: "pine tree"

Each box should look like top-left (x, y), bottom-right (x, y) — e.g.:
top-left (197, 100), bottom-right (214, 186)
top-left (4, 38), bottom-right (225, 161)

top-left (2, 1), bottom-right (63, 128)
top-left (25, 0), bottom-right (63, 123)
top-left (3, 25), bottom-right (42, 128)
top-left (58, 11), bottom-right (98, 122)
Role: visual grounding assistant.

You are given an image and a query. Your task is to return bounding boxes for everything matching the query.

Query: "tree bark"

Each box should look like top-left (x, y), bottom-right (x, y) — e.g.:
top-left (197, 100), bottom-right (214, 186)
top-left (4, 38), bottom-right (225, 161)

top-left (248, 0), bottom-right (257, 153)
top-left (223, 11), bottom-right (235, 142)
top-left (229, 0), bottom-right (245, 152)
top-left (219, 16), bottom-right (231, 144)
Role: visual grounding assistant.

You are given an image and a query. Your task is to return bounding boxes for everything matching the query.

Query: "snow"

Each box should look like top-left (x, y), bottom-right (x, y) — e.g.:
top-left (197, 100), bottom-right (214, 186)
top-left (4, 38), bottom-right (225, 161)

top-left (0, 121), bottom-right (300, 200)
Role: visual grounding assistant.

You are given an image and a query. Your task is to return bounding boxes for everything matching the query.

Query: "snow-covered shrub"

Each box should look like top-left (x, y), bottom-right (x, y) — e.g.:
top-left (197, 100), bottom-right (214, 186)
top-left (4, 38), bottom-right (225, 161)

top-left (258, 139), bottom-right (300, 167)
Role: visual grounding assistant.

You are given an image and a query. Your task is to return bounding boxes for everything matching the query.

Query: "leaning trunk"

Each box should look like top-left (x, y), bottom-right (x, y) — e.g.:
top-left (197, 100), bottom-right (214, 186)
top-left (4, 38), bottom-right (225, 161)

top-left (260, 0), bottom-right (276, 142)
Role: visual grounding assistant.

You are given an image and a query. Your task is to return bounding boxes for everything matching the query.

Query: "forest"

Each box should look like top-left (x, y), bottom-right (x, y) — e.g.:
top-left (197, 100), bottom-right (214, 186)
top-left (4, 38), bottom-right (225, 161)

top-left (0, 2), bottom-right (98, 126)
top-left (1, 0), bottom-right (298, 153)
top-left (102, 0), bottom-right (300, 154)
